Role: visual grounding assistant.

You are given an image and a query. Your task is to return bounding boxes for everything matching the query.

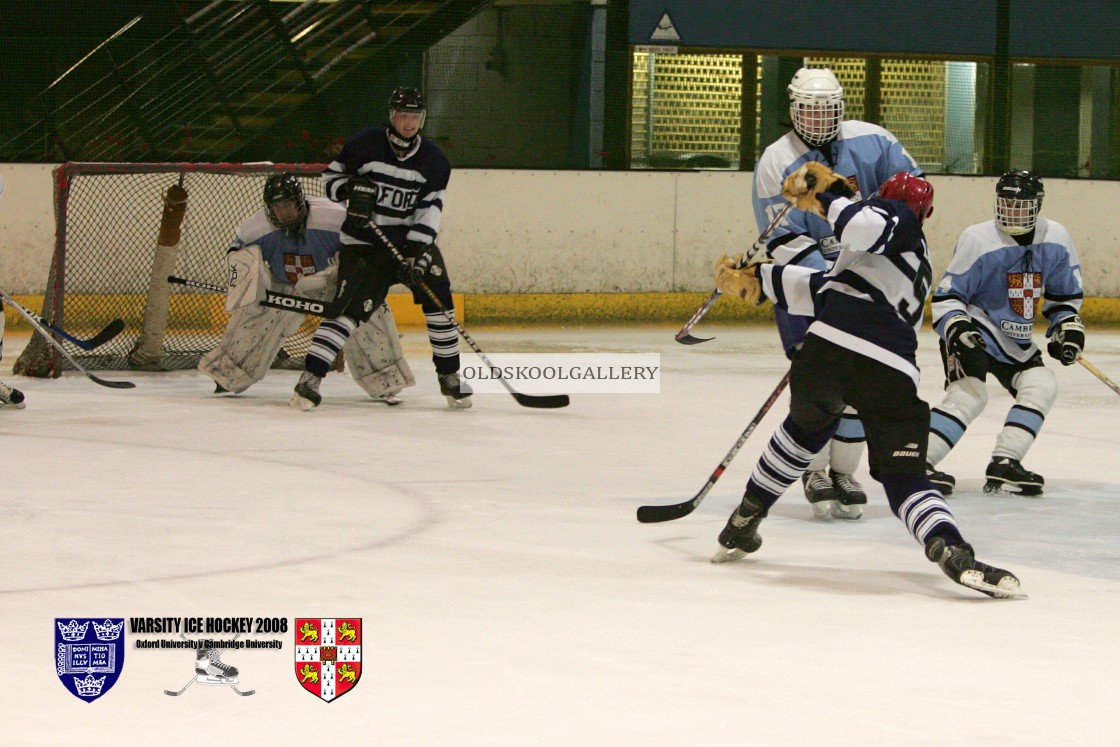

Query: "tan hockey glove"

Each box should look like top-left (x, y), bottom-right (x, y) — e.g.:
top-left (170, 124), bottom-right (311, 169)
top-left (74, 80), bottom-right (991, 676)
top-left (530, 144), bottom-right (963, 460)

top-left (781, 162), bottom-right (854, 217)
top-left (714, 254), bottom-right (767, 305)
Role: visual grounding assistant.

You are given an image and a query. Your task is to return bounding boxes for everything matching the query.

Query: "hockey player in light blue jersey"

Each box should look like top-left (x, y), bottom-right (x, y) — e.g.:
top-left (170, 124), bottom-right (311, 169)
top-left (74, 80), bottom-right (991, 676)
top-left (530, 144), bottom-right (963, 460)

top-left (926, 170), bottom-right (1084, 497)
top-left (751, 67), bottom-right (923, 518)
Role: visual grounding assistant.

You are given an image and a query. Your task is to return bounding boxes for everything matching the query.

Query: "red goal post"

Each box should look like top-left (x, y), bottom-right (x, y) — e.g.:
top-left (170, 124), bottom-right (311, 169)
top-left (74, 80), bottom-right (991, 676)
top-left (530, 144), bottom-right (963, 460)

top-left (15, 162), bottom-right (330, 377)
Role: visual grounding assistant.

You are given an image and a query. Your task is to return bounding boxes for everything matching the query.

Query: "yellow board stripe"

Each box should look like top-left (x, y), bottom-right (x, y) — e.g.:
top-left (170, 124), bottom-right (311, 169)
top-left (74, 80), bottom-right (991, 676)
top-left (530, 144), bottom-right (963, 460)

top-left (7, 293), bottom-right (1120, 330)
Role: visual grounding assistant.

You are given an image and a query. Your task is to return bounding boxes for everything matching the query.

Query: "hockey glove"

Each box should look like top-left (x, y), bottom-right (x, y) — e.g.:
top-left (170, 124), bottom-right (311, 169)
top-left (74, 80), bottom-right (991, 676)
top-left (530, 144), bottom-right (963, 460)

top-left (1047, 315), bottom-right (1085, 365)
top-left (781, 162), bottom-right (855, 217)
top-left (400, 242), bottom-right (434, 286)
top-left (944, 316), bottom-right (985, 356)
top-left (342, 177), bottom-right (378, 235)
top-left (714, 254), bottom-right (767, 305)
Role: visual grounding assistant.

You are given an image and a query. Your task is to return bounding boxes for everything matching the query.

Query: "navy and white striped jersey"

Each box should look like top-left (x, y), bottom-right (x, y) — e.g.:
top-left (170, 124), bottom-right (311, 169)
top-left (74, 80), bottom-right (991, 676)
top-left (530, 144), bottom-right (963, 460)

top-left (759, 194), bottom-right (933, 385)
top-left (322, 125), bottom-right (451, 248)
top-left (931, 218), bottom-right (1083, 365)
top-left (752, 120), bottom-right (921, 269)
top-left (229, 196), bottom-right (345, 284)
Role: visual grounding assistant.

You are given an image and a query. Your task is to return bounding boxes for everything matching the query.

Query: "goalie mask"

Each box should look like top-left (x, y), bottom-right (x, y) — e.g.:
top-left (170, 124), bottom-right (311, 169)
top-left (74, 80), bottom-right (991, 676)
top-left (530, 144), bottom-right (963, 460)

top-left (788, 67), bottom-right (845, 147)
top-left (388, 86), bottom-right (426, 154)
top-left (995, 169), bottom-right (1044, 236)
top-left (878, 171), bottom-right (934, 224)
top-left (263, 173), bottom-right (308, 235)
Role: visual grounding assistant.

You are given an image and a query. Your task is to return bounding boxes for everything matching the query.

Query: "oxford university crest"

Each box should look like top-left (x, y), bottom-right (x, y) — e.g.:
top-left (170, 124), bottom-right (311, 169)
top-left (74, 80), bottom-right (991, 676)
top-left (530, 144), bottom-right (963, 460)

top-left (55, 618), bottom-right (125, 702)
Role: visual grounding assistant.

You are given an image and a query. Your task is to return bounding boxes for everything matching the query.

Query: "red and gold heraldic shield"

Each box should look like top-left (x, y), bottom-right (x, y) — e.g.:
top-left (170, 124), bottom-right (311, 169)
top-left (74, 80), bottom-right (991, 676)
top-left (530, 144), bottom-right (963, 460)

top-left (294, 618), bottom-right (362, 702)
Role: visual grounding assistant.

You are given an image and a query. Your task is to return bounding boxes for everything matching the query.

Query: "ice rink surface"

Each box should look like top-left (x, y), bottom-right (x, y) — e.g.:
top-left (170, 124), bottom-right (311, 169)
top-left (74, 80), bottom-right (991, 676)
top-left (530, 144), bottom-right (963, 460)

top-left (2, 323), bottom-right (1118, 746)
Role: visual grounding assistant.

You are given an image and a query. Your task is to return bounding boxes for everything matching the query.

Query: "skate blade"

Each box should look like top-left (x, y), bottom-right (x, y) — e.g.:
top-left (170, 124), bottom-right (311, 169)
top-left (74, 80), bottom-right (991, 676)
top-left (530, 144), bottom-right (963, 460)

top-left (446, 395), bottom-right (473, 409)
top-left (374, 395), bottom-right (402, 406)
top-left (289, 393), bottom-right (318, 411)
top-left (983, 480), bottom-right (1043, 498)
top-left (960, 571), bottom-right (1028, 599)
top-left (197, 675), bottom-right (240, 685)
top-left (810, 500), bottom-right (837, 520)
top-left (711, 547), bottom-right (749, 564)
top-left (831, 504), bottom-right (863, 520)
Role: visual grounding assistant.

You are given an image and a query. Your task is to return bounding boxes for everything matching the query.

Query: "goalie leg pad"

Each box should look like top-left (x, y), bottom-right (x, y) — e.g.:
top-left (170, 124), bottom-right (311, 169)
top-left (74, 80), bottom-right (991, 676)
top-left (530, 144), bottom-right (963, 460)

top-left (199, 302), bottom-right (293, 393)
top-left (345, 302), bottom-right (415, 398)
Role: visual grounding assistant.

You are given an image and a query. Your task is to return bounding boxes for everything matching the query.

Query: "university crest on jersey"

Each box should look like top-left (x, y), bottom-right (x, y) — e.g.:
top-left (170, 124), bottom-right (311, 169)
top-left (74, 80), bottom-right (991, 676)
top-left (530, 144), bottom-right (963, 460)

top-left (1007, 271), bottom-right (1044, 318)
top-left (283, 253), bottom-right (317, 283)
top-left (55, 618), bottom-right (125, 702)
top-left (294, 618), bottom-right (362, 702)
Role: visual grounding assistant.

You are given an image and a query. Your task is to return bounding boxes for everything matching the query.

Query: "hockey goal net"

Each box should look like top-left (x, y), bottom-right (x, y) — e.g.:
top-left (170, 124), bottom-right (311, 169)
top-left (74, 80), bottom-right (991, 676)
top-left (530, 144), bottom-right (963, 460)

top-left (16, 162), bottom-right (330, 377)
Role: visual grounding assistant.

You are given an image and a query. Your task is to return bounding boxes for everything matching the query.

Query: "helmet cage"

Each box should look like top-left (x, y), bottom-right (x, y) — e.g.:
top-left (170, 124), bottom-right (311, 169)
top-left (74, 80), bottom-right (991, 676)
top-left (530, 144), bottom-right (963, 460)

top-left (263, 173), bottom-right (308, 232)
top-left (788, 68), bottom-right (845, 147)
top-left (994, 170), bottom-right (1044, 235)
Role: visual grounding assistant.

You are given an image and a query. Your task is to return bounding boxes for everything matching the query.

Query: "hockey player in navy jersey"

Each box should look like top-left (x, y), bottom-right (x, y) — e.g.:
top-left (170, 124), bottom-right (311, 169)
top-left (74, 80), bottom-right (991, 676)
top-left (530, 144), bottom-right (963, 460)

top-left (199, 173), bottom-right (413, 405)
top-left (293, 86), bottom-right (470, 410)
top-left (752, 67), bottom-right (923, 519)
top-left (712, 164), bottom-right (1022, 598)
top-left (925, 170), bottom-right (1084, 497)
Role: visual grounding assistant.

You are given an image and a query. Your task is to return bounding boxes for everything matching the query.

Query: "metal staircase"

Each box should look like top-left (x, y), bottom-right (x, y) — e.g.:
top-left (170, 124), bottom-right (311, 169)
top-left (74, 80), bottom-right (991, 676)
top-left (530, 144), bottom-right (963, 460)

top-left (0, 0), bottom-right (491, 162)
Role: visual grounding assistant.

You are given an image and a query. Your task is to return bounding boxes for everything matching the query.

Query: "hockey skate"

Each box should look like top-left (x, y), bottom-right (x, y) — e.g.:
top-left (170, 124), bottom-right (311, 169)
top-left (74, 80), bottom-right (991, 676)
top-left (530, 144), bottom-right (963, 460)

top-left (983, 457), bottom-right (1043, 497)
top-left (0, 380), bottom-right (25, 409)
top-left (290, 371), bottom-right (322, 410)
top-left (373, 392), bottom-right (403, 405)
top-left (712, 493), bottom-right (767, 563)
top-left (438, 372), bottom-right (472, 409)
top-left (164, 645), bottom-right (255, 697)
top-left (926, 463), bottom-right (955, 496)
top-left (924, 536), bottom-right (1026, 599)
top-left (829, 470), bottom-right (867, 520)
top-left (802, 470), bottom-right (837, 519)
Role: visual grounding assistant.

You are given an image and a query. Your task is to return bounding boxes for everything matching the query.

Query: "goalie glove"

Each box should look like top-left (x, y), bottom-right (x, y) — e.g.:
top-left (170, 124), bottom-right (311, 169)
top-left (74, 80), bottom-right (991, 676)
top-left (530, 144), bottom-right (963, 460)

top-left (714, 254), bottom-right (769, 305)
top-left (781, 162), bottom-right (855, 218)
top-left (1047, 315), bottom-right (1085, 365)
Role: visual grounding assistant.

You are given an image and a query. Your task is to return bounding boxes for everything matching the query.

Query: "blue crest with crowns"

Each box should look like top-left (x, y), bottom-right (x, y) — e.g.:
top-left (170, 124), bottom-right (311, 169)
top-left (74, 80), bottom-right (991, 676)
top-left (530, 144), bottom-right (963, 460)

top-left (55, 618), bottom-right (125, 702)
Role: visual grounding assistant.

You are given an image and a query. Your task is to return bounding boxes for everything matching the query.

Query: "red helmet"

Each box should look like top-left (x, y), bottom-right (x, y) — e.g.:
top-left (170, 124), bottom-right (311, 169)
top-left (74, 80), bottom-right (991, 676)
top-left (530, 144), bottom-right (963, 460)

top-left (878, 172), bottom-right (934, 223)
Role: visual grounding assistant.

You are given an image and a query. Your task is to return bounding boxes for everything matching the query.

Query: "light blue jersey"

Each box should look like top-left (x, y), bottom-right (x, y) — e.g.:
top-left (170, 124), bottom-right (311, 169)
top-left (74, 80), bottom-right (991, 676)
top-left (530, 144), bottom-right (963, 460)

top-left (752, 120), bottom-right (921, 269)
top-left (229, 196), bottom-right (346, 285)
top-left (931, 218), bottom-right (1083, 364)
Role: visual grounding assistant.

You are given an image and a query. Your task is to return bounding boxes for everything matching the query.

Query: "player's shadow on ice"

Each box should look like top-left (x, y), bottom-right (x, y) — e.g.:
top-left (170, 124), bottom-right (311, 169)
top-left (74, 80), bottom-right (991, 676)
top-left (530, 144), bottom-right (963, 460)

top-left (650, 536), bottom-right (965, 600)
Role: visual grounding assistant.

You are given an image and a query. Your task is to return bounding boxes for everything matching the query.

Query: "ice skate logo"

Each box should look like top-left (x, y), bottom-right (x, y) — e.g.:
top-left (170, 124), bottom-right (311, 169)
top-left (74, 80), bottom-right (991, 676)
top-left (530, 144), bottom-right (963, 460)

top-left (294, 618), bottom-right (362, 702)
top-left (1007, 271), bottom-right (1043, 319)
top-left (54, 617), bottom-right (125, 702)
top-left (164, 634), bottom-right (255, 697)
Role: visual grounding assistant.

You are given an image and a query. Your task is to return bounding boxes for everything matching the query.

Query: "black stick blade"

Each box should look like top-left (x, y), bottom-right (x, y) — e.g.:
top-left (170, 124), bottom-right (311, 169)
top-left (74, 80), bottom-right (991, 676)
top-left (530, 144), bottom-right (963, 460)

top-left (86, 318), bottom-right (126, 349)
top-left (636, 500), bottom-right (699, 523)
top-left (675, 331), bottom-right (714, 345)
top-left (513, 393), bottom-right (570, 409)
top-left (90, 375), bottom-right (136, 389)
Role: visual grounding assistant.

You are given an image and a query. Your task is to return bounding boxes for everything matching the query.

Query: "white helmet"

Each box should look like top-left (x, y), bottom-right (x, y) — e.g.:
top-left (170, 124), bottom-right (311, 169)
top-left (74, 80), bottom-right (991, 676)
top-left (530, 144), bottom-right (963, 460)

top-left (788, 67), bottom-right (844, 147)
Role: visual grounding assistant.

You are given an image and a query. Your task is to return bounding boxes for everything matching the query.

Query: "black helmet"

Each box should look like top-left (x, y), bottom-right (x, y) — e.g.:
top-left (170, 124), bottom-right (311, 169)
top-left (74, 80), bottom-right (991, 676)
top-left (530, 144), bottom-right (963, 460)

top-left (389, 87), bottom-right (425, 112)
top-left (263, 172), bottom-right (308, 233)
top-left (995, 169), bottom-right (1044, 235)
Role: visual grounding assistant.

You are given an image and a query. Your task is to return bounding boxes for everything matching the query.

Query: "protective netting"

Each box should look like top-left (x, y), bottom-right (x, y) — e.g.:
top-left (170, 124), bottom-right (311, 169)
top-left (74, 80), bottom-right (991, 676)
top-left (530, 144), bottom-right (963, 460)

top-left (15, 163), bottom-right (327, 377)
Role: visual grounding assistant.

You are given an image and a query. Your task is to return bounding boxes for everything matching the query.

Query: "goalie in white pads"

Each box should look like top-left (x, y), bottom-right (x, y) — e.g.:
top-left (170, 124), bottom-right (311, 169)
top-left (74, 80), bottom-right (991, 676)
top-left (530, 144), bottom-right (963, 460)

top-left (712, 165), bottom-right (1022, 599)
top-left (199, 173), bottom-right (414, 403)
top-left (0, 174), bottom-right (26, 409)
top-left (926, 170), bottom-right (1084, 497)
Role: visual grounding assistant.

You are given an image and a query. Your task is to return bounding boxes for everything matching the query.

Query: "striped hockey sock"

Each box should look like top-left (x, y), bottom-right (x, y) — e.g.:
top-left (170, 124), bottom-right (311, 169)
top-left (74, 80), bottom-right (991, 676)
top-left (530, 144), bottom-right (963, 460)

top-left (305, 315), bottom-right (357, 377)
top-left (746, 415), bottom-right (833, 508)
top-left (425, 310), bottom-right (460, 374)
